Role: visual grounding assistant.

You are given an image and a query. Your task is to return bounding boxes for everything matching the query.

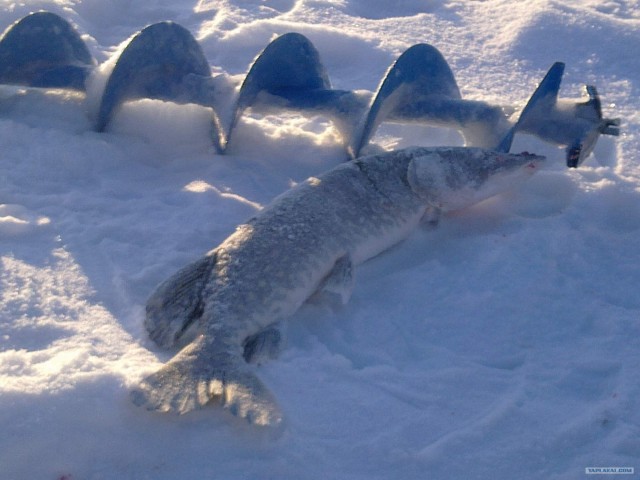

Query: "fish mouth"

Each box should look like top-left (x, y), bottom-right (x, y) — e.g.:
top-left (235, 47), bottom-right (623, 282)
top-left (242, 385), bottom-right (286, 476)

top-left (525, 159), bottom-right (544, 171)
top-left (516, 151), bottom-right (546, 171)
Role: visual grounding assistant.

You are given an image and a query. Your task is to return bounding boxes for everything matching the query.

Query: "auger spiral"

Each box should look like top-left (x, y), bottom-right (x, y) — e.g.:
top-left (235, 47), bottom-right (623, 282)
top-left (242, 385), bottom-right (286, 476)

top-left (0, 11), bottom-right (620, 167)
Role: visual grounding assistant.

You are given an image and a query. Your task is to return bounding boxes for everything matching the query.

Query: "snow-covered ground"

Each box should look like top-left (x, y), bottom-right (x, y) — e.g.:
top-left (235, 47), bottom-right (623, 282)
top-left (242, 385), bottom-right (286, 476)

top-left (1, 1), bottom-right (639, 479)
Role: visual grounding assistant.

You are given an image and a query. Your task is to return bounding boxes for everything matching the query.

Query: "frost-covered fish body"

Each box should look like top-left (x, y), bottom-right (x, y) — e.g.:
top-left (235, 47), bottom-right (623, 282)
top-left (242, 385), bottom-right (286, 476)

top-left (132, 146), bottom-right (544, 426)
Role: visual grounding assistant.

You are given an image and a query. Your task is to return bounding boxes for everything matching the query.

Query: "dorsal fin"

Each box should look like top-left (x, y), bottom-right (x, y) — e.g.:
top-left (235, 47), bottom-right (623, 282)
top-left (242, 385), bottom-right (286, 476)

top-left (145, 253), bottom-right (217, 348)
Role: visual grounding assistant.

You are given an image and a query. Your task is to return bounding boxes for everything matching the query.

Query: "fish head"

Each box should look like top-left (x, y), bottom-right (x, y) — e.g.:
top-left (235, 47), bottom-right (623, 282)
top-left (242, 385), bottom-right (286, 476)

top-left (407, 147), bottom-right (545, 211)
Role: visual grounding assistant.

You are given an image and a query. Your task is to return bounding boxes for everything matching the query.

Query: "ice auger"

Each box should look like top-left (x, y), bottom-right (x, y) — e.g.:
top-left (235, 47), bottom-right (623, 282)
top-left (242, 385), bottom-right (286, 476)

top-left (0, 11), bottom-right (620, 167)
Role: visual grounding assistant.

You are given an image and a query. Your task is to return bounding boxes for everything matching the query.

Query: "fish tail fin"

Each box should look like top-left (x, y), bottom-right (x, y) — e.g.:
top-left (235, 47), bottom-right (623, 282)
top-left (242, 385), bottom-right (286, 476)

top-left (131, 336), bottom-right (283, 426)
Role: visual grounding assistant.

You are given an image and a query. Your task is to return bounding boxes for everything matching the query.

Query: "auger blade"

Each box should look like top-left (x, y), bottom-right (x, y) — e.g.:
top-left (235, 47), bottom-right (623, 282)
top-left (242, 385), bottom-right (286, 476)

top-left (497, 62), bottom-right (565, 153)
top-left (353, 44), bottom-right (461, 157)
top-left (0, 11), bottom-right (94, 90)
top-left (227, 33), bottom-right (334, 149)
top-left (353, 43), bottom-right (516, 156)
top-left (227, 32), bottom-right (378, 152)
top-left (237, 33), bottom-right (331, 107)
top-left (95, 21), bottom-right (218, 139)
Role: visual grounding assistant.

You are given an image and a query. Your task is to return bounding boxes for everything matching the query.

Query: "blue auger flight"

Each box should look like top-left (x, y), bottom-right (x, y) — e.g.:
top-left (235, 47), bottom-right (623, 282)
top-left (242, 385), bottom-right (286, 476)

top-left (0, 11), bottom-right (620, 167)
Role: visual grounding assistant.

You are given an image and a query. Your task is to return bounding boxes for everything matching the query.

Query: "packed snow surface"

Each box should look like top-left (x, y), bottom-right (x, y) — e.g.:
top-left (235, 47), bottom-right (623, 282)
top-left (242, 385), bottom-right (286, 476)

top-left (1, 1), bottom-right (639, 479)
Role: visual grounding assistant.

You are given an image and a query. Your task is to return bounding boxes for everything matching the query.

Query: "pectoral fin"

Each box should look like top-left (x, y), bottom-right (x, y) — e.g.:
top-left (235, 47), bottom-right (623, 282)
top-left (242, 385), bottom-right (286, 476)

top-left (243, 324), bottom-right (284, 364)
top-left (310, 254), bottom-right (355, 306)
top-left (421, 206), bottom-right (441, 228)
